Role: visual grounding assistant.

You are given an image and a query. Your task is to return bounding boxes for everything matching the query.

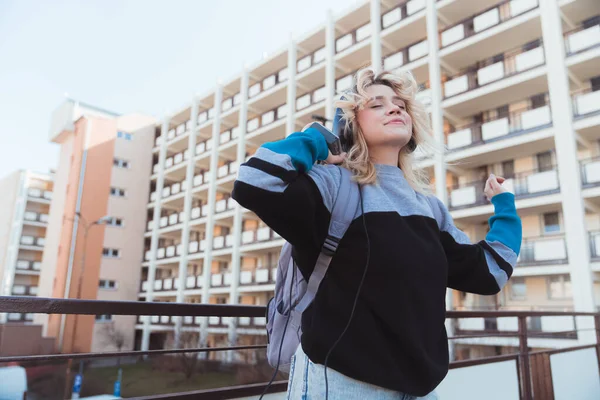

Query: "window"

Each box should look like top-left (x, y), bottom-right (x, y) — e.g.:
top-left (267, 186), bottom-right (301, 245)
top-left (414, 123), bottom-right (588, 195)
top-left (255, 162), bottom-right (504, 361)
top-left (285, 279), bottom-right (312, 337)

top-left (543, 212), bottom-right (560, 234)
top-left (117, 131), bottom-right (132, 141)
top-left (95, 314), bottom-right (112, 322)
top-left (99, 280), bottom-right (117, 289)
top-left (102, 248), bottom-right (120, 258)
top-left (216, 297), bottom-right (227, 304)
top-left (106, 217), bottom-right (123, 227)
top-left (110, 187), bottom-right (126, 197)
top-left (531, 93), bottom-right (546, 109)
top-left (509, 277), bottom-right (527, 300)
top-left (113, 158), bottom-right (130, 168)
top-left (502, 160), bottom-right (515, 179)
top-left (547, 275), bottom-right (572, 300)
top-left (536, 151), bottom-right (553, 172)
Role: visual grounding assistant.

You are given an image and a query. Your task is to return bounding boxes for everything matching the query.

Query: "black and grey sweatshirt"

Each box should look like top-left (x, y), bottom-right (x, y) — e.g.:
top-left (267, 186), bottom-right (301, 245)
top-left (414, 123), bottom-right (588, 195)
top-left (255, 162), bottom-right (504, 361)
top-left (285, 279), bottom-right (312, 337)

top-left (232, 127), bottom-right (522, 396)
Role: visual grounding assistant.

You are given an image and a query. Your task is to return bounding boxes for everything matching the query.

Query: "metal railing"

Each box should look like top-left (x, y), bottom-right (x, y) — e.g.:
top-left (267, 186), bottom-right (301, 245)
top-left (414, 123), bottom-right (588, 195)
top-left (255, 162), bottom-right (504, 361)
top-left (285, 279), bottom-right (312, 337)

top-left (443, 40), bottom-right (545, 99)
top-left (518, 234), bottom-right (568, 266)
top-left (564, 17), bottom-right (600, 56)
top-left (447, 165), bottom-right (560, 210)
top-left (446, 100), bottom-right (551, 151)
top-left (572, 87), bottom-right (600, 119)
top-left (580, 155), bottom-right (600, 187)
top-left (381, 0), bottom-right (426, 31)
top-left (0, 297), bottom-right (598, 399)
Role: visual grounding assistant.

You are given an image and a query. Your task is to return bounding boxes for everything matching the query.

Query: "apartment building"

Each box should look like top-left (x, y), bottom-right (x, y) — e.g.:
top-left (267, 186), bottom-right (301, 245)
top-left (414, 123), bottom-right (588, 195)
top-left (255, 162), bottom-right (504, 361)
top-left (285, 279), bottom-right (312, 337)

top-left (0, 170), bottom-right (53, 324)
top-left (37, 99), bottom-right (156, 353)
top-left (137, 0), bottom-right (600, 359)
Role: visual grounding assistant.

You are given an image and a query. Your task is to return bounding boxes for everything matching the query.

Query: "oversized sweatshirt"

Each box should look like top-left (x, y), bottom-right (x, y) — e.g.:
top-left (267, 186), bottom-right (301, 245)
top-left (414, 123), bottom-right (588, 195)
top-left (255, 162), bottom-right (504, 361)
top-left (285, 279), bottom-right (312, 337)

top-left (231, 127), bottom-right (522, 396)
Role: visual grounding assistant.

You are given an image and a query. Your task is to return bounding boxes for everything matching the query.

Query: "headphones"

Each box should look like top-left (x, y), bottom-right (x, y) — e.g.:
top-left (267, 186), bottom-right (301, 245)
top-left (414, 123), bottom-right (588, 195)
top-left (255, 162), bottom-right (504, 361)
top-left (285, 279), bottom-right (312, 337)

top-left (334, 87), bottom-right (418, 154)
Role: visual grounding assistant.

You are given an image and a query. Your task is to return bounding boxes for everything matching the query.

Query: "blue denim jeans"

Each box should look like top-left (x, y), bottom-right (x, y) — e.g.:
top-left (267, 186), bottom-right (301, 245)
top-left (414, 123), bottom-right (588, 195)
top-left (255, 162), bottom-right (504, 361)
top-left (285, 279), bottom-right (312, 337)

top-left (286, 345), bottom-right (439, 400)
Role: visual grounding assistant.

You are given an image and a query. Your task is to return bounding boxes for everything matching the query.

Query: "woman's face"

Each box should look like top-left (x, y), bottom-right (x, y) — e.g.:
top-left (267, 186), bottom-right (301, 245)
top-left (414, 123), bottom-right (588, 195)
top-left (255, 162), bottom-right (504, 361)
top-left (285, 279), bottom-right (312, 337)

top-left (355, 84), bottom-right (413, 150)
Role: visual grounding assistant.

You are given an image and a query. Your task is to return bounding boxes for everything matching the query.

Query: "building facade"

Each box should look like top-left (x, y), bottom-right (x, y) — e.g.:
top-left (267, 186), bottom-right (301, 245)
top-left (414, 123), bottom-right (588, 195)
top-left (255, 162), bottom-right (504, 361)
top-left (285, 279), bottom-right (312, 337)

top-left (37, 99), bottom-right (156, 353)
top-left (137, 0), bottom-right (600, 358)
top-left (0, 170), bottom-right (53, 324)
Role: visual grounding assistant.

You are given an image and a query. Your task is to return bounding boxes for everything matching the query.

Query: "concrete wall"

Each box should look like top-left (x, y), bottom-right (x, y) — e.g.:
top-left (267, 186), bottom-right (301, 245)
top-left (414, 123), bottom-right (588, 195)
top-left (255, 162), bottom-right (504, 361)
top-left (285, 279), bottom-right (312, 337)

top-left (0, 171), bottom-right (21, 288)
top-left (92, 114), bottom-right (155, 353)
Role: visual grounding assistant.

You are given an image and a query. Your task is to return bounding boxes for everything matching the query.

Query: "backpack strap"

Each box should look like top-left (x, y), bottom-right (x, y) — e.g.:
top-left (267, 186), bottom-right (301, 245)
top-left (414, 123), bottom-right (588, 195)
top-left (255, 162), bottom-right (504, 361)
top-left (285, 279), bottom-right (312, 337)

top-left (295, 167), bottom-right (360, 312)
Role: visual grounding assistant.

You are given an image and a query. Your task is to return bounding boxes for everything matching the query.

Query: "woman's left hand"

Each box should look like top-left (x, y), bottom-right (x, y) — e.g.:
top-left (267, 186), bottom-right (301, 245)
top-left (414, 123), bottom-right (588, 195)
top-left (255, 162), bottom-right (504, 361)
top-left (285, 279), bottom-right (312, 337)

top-left (484, 174), bottom-right (507, 201)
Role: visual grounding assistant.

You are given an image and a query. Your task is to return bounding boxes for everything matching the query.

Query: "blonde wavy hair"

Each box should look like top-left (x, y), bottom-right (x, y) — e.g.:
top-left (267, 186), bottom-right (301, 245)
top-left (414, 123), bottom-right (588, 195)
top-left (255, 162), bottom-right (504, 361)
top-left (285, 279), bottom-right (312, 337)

top-left (335, 68), bottom-right (443, 194)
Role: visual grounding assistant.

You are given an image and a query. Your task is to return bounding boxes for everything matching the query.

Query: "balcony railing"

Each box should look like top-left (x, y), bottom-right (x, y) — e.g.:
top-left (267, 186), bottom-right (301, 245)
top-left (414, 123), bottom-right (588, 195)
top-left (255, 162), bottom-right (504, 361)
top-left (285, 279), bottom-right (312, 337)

top-left (381, 0), bottom-right (426, 31)
top-left (247, 103), bottom-right (287, 135)
top-left (455, 312), bottom-right (578, 340)
top-left (448, 166), bottom-right (560, 210)
top-left (446, 102), bottom-right (551, 151)
top-left (440, 0), bottom-right (539, 48)
top-left (1, 297), bottom-right (598, 399)
top-left (6, 312), bottom-right (34, 323)
top-left (564, 18), bottom-right (600, 56)
top-left (297, 47), bottom-right (326, 74)
top-left (141, 266), bottom-right (277, 294)
top-left (23, 211), bottom-right (50, 224)
top-left (443, 40), bottom-right (545, 98)
top-left (517, 235), bottom-right (568, 266)
top-left (572, 87), bottom-right (600, 119)
top-left (15, 260), bottom-right (42, 272)
top-left (216, 163), bottom-right (239, 181)
top-left (296, 86), bottom-right (326, 112)
top-left (589, 230), bottom-right (600, 260)
top-left (27, 188), bottom-right (52, 201)
top-left (580, 156), bottom-right (600, 188)
top-left (335, 22), bottom-right (371, 54)
top-left (219, 126), bottom-right (241, 145)
top-left (20, 236), bottom-right (45, 248)
top-left (11, 285), bottom-right (38, 296)
top-left (240, 267), bottom-right (277, 287)
top-left (222, 93), bottom-right (241, 113)
top-left (241, 227), bottom-right (282, 246)
top-left (248, 67), bottom-right (288, 99)
top-left (383, 37), bottom-right (429, 71)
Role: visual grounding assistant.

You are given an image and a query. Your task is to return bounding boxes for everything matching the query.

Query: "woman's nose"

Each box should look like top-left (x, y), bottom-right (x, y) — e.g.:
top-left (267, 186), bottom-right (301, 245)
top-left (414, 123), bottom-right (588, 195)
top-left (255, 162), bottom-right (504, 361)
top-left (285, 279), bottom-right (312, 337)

top-left (387, 105), bottom-right (401, 115)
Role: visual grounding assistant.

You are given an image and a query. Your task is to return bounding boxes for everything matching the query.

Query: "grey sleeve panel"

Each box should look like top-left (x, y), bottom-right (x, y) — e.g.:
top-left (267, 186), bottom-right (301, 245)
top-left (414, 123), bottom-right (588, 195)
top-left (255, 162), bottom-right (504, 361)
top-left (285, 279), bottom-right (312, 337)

top-left (307, 165), bottom-right (342, 213)
top-left (236, 146), bottom-right (341, 212)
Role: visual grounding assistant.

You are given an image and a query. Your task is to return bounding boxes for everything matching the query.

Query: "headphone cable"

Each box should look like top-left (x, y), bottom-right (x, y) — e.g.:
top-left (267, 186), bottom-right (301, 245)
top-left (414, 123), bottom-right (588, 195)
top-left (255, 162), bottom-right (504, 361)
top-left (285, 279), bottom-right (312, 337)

top-left (323, 184), bottom-right (369, 400)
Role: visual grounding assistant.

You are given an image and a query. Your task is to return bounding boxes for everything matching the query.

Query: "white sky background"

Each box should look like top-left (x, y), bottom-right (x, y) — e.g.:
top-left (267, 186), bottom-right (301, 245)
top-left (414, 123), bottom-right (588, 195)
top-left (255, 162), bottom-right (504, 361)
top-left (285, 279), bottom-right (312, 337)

top-left (0, 0), bottom-right (354, 178)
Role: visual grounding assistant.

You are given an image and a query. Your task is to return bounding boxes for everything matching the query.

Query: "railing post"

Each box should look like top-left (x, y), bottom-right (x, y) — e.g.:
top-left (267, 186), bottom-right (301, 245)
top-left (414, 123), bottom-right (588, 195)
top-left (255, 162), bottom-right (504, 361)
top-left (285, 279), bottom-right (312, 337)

top-left (518, 316), bottom-right (533, 400)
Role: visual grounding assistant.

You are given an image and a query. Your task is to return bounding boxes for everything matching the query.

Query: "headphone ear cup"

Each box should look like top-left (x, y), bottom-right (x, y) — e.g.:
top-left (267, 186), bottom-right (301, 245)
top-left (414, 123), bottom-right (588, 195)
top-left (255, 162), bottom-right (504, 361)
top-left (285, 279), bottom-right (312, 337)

top-left (406, 136), bottom-right (417, 153)
top-left (340, 126), bottom-right (353, 153)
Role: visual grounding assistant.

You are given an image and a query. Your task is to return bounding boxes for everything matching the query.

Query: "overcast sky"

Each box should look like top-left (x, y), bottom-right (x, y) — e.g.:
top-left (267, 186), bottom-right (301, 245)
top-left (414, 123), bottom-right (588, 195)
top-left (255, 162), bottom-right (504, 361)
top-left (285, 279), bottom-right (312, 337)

top-left (0, 0), bottom-right (355, 178)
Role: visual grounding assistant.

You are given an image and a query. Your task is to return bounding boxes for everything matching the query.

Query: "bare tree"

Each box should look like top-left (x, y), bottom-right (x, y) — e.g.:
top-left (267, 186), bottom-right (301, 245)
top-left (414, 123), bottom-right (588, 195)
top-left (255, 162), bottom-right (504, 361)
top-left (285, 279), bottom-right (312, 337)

top-left (101, 323), bottom-right (126, 367)
top-left (177, 331), bottom-right (199, 379)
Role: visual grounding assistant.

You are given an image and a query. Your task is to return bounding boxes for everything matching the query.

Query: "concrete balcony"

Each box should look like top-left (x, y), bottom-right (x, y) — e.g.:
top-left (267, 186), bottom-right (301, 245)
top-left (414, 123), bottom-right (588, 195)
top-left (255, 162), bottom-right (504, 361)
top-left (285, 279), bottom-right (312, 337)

top-left (15, 260), bottom-right (42, 274)
top-left (448, 166), bottom-right (560, 211)
top-left (239, 267), bottom-right (278, 292)
top-left (380, 0), bottom-right (427, 58)
top-left (439, 0), bottom-right (541, 69)
top-left (22, 211), bottom-right (49, 226)
top-left (11, 285), bottom-right (38, 296)
top-left (445, 103), bottom-right (553, 166)
top-left (27, 188), bottom-right (52, 203)
top-left (19, 236), bottom-right (45, 250)
top-left (564, 18), bottom-right (600, 83)
top-left (517, 235), bottom-right (568, 267)
top-left (240, 227), bottom-right (284, 252)
top-left (383, 37), bottom-right (429, 83)
top-left (449, 167), bottom-right (561, 223)
top-left (442, 41), bottom-right (547, 117)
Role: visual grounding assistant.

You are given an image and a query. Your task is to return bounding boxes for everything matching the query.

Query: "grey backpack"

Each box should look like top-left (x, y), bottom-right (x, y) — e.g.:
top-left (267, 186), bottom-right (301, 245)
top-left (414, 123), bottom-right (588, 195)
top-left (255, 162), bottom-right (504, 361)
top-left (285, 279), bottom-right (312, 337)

top-left (264, 166), bottom-right (360, 372)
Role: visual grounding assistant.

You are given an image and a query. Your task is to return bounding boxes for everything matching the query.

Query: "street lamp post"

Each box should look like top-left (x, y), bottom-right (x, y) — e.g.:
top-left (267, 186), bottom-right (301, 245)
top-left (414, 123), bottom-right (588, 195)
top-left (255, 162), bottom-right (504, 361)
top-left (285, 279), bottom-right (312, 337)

top-left (63, 212), bottom-right (109, 400)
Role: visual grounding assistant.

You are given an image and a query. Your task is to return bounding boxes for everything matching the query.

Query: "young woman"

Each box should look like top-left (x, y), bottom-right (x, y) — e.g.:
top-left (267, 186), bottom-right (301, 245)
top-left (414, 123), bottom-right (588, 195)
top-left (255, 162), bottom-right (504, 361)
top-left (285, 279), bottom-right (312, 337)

top-left (232, 68), bottom-right (522, 399)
